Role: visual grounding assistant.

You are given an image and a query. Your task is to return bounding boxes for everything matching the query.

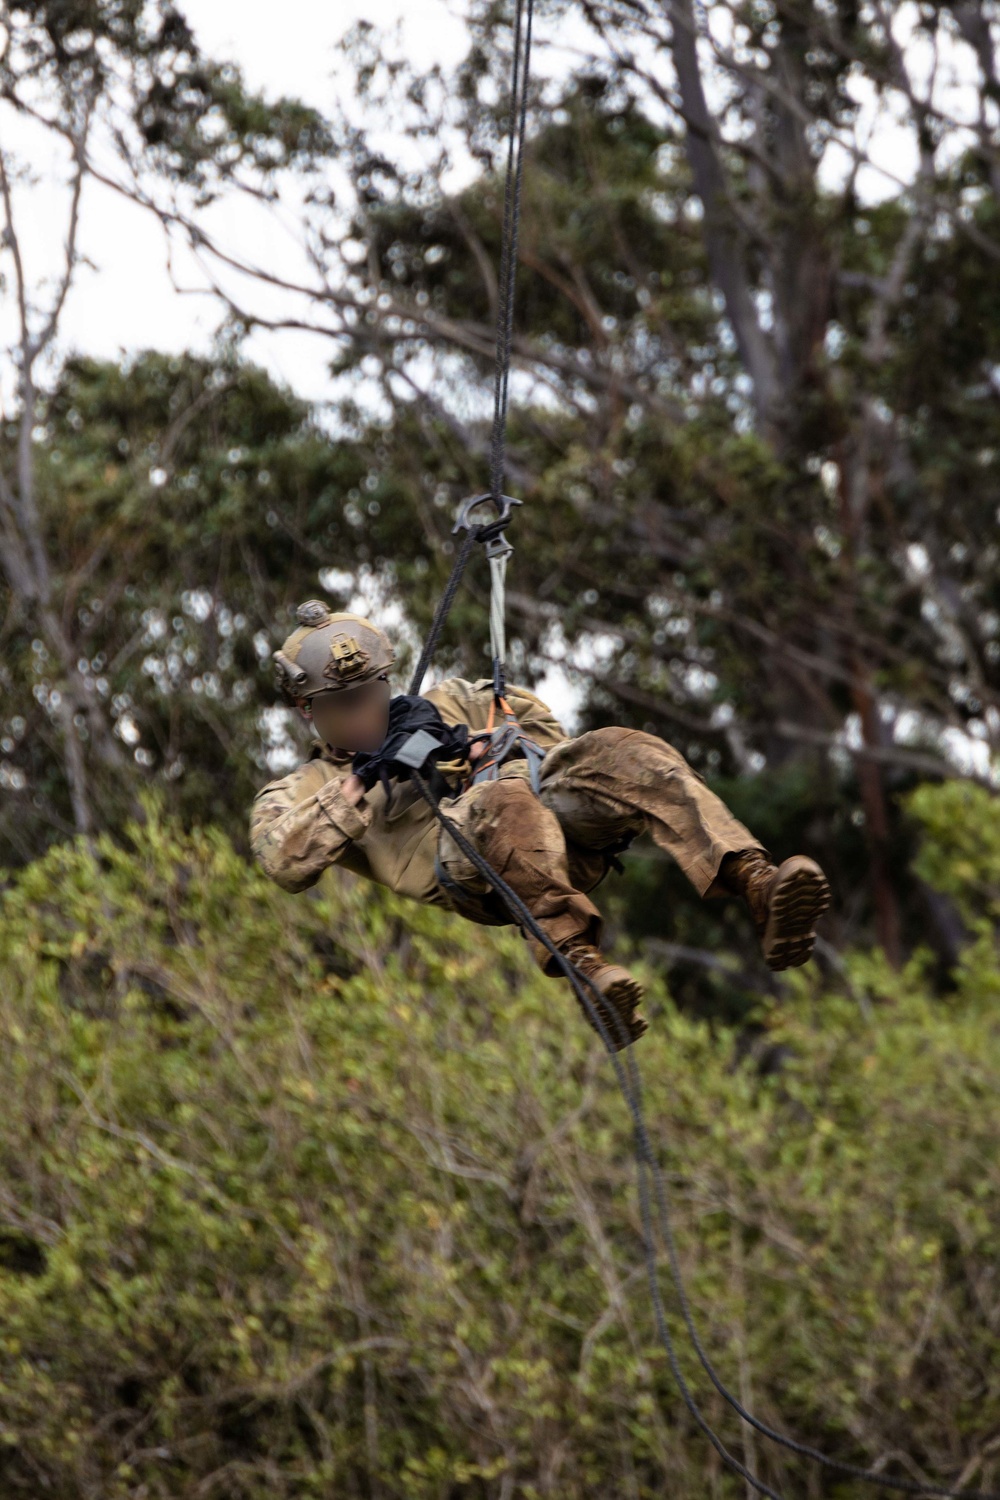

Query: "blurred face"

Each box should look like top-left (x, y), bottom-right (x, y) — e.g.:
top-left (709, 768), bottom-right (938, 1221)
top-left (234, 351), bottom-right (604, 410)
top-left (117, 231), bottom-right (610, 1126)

top-left (306, 677), bottom-right (391, 753)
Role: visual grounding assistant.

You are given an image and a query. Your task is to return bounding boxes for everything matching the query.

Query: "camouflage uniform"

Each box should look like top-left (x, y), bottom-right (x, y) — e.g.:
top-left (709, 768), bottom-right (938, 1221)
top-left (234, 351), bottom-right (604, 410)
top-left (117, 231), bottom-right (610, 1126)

top-left (250, 675), bottom-right (769, 973)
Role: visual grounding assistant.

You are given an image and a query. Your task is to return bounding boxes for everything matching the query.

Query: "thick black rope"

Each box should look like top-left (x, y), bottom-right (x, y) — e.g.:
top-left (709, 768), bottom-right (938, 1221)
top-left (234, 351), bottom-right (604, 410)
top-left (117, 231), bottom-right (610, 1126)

top-left (411, 769), bottom-right (1000, 1500)
top-left (408, 528), bottom-right (478, 696)
top-left (631, 1054), bottom-right (1000, 1500)
top-left (489, 0), bottom-right (534, 503)
top-left (410, 768), bottom-right (787, 1500)
top-left (409, 0), bottom-right (533, 698)
top-left (402, 0), bottom-right (998, 1492)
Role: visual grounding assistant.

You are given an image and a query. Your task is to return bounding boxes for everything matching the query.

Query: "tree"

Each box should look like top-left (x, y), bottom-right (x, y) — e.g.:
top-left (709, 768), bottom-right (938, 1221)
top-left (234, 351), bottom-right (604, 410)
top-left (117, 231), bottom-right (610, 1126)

top-left (0, 779), bottom-right (998, 1495)
top-left (0, 0), bottom-right (329, 841)
top-left (172, 4), bottom-right (999, 967)
top-left (3, 3), bottom-right (998, 974)
top-left (0, 348), bottom-right (399, 859)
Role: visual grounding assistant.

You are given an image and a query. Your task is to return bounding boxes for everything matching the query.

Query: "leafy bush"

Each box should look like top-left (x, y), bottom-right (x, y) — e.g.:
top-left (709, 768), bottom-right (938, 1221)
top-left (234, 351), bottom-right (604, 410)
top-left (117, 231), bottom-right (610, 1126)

top-left (0, 788), bottom-right (997, 1498)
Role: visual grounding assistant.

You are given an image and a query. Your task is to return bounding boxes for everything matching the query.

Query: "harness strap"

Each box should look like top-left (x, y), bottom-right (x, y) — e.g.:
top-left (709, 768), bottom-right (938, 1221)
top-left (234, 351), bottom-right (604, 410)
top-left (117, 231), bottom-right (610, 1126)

top-left (468, 694), bottom-right (547, 795)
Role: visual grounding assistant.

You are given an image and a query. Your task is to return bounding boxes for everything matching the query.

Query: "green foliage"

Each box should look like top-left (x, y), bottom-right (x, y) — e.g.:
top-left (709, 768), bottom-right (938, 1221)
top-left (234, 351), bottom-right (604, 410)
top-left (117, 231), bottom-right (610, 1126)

top-left (3, 1), bottom-right (331, 192)
top-left (0, 781), bottom-right (997, 1496)
top-left (0, 350), bottom-right (377, 856)
top-left (317, 54), bottom-right (1000, 970)
top-left (902, 779), bottom-right (1000, 1004)
top-left (903, 780), bottom-right (1000, 927)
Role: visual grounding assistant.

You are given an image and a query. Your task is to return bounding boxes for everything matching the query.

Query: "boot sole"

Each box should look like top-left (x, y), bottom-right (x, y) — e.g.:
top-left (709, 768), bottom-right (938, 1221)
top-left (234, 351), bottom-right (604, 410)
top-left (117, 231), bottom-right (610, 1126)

top-left (762, 857), bottom-right (831, 971)
top-left (591, 972), bottom-right (648, 1051)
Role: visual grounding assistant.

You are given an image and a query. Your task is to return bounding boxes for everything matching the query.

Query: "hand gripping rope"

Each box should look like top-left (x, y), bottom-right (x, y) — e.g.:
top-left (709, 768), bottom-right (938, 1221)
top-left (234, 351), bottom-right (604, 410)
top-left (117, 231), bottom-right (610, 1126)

top-left (401, 1), bottom-right (999, 1492)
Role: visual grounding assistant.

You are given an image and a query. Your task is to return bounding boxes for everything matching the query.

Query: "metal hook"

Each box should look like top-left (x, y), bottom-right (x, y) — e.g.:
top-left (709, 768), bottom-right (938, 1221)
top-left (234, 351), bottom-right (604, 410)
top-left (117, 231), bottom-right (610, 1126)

top-left (452, 491), bottom-right (523, 544)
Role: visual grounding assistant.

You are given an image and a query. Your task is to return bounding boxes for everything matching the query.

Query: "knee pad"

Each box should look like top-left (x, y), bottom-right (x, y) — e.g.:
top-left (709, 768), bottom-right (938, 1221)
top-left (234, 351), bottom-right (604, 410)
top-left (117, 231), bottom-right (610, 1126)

top-left (583, 723), bottom-right (688, 767)
top-left (582, 725), bottom-right (636, 749)
top-left (474, 773), bottom-right (536, 811)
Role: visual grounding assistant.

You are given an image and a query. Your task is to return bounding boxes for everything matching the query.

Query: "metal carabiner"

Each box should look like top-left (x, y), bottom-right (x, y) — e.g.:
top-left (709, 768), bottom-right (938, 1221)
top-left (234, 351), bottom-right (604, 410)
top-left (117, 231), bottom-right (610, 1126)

top-left (452, 491), bottom-right (522, 546)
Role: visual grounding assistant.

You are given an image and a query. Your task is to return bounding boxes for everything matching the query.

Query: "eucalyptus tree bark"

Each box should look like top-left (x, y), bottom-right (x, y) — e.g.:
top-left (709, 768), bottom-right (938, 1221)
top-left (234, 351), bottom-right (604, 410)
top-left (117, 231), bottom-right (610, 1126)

top-left (0, 113), bottom-right (123, 835)
top-left (0, 1), bottom-right (332, 849)
top-left (666, 0), bottom-right (782, 436)
top-left (643, 1), bottom-right (907, 957)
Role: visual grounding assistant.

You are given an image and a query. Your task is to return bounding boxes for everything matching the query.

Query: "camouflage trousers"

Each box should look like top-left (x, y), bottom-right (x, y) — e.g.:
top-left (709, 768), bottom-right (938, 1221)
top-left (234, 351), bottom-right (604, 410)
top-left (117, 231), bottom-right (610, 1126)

top-left (434, 725), bottom-right (770, 975)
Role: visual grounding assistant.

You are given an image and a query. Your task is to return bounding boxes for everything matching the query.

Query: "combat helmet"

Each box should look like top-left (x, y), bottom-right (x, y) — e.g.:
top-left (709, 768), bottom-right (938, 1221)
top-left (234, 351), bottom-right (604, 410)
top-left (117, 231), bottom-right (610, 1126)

top-left (273, 599), bottom-right (395, 704)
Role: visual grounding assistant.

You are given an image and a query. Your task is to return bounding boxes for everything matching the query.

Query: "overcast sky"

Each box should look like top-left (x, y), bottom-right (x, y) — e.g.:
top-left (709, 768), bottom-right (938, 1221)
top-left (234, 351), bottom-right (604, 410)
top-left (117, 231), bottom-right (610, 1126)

top-left (3, 1), bottom-right (975, 412)
top-left (1, 1), bottom-right (471, 408)
top-left (3, 2), bottom-right (992, 747)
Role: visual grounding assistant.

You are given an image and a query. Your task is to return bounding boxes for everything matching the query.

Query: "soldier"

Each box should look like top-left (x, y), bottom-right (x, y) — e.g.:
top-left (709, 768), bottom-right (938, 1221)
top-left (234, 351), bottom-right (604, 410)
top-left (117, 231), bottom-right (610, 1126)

top-left (250, 600), bottom-right (831, 1050)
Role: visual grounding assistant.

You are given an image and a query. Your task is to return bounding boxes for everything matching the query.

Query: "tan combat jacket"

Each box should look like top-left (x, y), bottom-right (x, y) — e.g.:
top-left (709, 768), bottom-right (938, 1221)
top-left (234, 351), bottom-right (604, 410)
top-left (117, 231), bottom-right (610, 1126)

top-left (250, 677), bottom-right (569, 903)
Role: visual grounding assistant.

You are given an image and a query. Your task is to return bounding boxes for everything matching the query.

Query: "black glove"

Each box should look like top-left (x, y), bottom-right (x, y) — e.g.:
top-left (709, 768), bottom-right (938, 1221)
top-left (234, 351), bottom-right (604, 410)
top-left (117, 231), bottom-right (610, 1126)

top-left (351, 695), bottom-right (471, 804)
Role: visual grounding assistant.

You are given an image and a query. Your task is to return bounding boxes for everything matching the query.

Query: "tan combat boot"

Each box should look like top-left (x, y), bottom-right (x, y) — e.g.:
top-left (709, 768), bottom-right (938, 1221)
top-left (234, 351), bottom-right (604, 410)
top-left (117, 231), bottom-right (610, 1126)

top-left (720, 851), bottom-right (831, 971)
top-left (558, 940), bottom-right (649, 1050)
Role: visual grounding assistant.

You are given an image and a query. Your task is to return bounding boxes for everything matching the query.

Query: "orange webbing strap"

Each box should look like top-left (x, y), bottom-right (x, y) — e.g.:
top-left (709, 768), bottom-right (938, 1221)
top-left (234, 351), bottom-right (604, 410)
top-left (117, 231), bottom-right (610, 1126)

top-left (468, 696), bottom-right (546, 793)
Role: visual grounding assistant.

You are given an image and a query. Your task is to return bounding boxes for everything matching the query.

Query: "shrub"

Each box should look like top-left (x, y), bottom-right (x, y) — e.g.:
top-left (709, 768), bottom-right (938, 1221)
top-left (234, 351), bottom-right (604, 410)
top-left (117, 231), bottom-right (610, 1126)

top-left (0, 790), bottom-right (997, 1497)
